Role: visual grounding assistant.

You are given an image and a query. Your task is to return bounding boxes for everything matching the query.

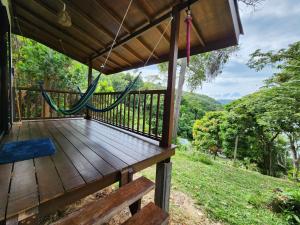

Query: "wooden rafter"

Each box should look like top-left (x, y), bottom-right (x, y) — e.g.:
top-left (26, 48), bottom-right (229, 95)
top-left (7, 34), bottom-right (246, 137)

top-left (15, 5), bottom-right (96, 54)
top-left (190, 12), bottom-right (205, 46)
top-left (65, 3), bottom-right (115, 40)
top-left (121, 45), bottom-right (144, 63)
top-left (31, 0), bottom-right (106, 50)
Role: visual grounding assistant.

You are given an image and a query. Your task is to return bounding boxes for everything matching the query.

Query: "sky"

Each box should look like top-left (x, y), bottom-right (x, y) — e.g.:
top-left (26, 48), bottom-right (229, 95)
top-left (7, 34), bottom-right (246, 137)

top-left (137, 0), bottom-right (300, 100)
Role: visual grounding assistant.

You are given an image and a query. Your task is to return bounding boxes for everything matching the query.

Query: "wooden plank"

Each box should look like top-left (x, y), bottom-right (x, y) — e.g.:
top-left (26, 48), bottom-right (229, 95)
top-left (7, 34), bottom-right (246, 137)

top-left (28, 122), bottom-right (65, 203)
top-left (6, 123), bottom-right (39, 218)
top-left (64, 121), bottom-right (137, 165)
top-left (160, 7), bottom-right (180, 147)
top-left (50, 121), bottom-right (127, 170)
top-left (36, 121), bottom-right (85, 191)
top-left (54, 123), bottom-right (116, 176)
top-left (6, 159), bottom-right (38, 218)
top-left (47, 125), bottom-right (102, 183)
top-left (52, 177), bottom-right (154, 225)
top-left (121, 202), bottom-right (169, 225)
top-left (0, 126), bottom-right (20, 222)
top-left (68, 120), bottom-right (149, 160)
top-left (79, 120), bottom-right (160, 154)
top-left (0, 163), bottom-right (13, 222)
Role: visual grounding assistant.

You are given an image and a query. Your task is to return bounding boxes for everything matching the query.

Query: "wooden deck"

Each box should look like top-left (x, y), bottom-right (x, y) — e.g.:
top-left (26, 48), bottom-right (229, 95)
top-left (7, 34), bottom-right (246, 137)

top-left (0, 118), bottom-right (175, 223)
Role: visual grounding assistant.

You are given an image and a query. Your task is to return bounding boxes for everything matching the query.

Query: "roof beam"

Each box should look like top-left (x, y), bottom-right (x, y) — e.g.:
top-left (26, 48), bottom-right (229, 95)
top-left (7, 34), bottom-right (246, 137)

top-left (18, 21), bottom-right (86, 62)
top-left (65, 3), bottom-right (115, 40)
top-left (190, 12), bottom-right (205, 46)
top-left (136, 37), bottom-right (159, 59)
top-left (90, 0), bottom-right (199, 61)
top-left (121, 45), bottom-right (144, 63)
top-left (31, 0), bottom-right (106, 50)
top-left (15, 4), bottom-right (96, 54)
top-left (134, 0), bottom-right (170, 44)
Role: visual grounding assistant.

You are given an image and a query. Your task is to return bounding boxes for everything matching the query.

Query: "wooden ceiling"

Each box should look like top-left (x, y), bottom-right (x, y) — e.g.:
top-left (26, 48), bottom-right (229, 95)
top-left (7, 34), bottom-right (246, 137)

top-left (10, 0), bottom-right (243, 74)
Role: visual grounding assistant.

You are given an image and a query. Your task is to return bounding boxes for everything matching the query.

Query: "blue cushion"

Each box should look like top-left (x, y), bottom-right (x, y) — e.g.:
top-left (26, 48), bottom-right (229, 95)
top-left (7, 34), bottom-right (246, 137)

top-left (0, 138), bottom-right (56, 164)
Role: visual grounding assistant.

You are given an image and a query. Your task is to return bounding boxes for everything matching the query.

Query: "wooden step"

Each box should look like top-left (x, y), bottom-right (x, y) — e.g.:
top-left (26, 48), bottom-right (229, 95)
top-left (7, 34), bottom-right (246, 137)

top-left (121, 202), bottom-right (169, 225)
top-left (52, 176), bottom-right (154, 225)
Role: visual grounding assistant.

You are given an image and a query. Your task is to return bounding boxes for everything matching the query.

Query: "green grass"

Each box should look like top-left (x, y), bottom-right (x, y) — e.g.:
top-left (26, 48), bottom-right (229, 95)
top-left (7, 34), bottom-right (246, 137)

top-left (141, 150), bottom-right (298, 225)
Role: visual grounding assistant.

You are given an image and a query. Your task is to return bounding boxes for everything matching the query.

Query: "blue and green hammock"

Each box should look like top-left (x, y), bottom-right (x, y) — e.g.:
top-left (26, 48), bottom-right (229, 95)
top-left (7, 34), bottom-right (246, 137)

top-left (40, 74), bottom-right (139, 115)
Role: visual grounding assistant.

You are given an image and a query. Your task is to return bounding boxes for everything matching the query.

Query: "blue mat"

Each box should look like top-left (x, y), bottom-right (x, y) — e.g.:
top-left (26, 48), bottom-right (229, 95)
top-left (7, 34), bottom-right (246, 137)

top-left (0, 138), bottom-right (56, 164)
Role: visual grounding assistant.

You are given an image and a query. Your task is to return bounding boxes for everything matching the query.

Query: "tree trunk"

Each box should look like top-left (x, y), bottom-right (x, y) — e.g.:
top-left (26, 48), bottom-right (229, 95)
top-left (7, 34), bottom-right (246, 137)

top-left (288, 135), bottom-right (299, 180)
top-left (172, 59), bottom-right (187, 139)
top-left (233, 135), bottom-right (239, 162)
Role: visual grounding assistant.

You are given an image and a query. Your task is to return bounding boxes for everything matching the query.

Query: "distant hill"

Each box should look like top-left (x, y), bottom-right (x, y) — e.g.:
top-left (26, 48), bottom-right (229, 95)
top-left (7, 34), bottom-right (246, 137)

top-left (178, 92), bottom-right (223, 139)
top-left (217, 99), bottom-right (234, 105)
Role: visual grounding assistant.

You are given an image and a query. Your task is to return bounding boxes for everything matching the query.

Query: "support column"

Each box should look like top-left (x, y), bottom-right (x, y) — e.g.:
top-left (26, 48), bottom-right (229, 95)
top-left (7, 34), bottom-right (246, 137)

top-left (0, 5), bottom-right (9, 135)
top-left (154, 158), bottom-right (172, 212)
top-left (84, 60), bottom-right (93, 120)
top-left (160, 6), bottom-right (180, 148)
top-left (119, 168), bottom-right (141, 215)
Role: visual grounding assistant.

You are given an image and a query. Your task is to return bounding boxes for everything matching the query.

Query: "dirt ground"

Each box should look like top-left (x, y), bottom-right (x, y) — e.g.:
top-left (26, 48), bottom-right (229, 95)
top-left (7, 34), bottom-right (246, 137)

top-left (41, 181), bottom-right (222, 225)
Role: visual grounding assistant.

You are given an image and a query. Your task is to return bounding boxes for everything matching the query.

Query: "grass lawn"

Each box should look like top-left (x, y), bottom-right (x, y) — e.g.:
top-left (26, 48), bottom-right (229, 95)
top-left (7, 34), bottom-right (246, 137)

top-left (141, 150), bottom-right (298, 225)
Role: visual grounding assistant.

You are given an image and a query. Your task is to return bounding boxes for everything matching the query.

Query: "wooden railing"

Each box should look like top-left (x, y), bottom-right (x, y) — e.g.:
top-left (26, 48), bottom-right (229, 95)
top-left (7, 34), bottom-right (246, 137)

top-left (91, 90), bottom-right (166, 141)
top-left (14, 88), bottom-right (166, 141)
top-left (14, 87), bottom-right (85, 120)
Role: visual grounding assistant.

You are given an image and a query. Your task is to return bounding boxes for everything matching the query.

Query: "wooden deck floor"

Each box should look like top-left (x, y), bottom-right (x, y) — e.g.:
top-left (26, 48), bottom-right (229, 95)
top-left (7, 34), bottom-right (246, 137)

top-left (0, 118), bottom-right (175, 223)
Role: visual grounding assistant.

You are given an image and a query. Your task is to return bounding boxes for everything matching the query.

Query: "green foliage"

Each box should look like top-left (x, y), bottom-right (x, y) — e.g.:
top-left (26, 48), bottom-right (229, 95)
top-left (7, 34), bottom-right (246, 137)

top-left (193, 111), bottom-right (225, 154)
top-left (270, 188), bottom-right (300, 224)
top-left (13, 35), bottom-right (87, 90)
top-left (178, 93), bottom-right (222, 139)
top-left (247, 41), bottom-right (300, 86)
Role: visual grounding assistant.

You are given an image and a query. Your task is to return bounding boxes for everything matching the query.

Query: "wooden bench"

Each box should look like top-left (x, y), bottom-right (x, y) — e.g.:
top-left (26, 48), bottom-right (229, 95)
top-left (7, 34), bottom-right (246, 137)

top-left (52, 176), bottom-right (156, 225)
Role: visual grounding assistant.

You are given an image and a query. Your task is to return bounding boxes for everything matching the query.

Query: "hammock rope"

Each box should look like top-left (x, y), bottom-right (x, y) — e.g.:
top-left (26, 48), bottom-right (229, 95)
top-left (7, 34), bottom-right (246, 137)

top-left (40, 75), bottom-right (100, 115)
top-left (78, 75), bottom-right (139, 112)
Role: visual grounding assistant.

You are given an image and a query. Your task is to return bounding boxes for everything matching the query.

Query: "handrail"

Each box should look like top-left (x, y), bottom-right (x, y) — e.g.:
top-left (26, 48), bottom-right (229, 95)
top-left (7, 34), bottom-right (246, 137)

top-left (14, 87), bottom-right (166, 141)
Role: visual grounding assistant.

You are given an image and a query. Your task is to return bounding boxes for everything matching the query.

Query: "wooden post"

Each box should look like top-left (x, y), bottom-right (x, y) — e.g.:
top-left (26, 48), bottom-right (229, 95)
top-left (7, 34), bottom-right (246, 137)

top-left (119, 168), bottom-right (141, 215)
top-left (155, 158), bottom-right (172, 212)
top-left (85, 60), bottom-right (93, 120)
top-left (160, 6), bottom-right (180, 148)
top-left (0, 5), bottom-right (9, 134)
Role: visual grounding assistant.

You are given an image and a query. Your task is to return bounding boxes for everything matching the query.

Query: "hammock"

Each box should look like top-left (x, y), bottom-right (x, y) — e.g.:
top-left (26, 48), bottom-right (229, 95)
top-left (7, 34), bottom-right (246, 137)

top-left (40, 74), bottom-right (101, 115)
top-left (77, 75), bottom-right (139, 113)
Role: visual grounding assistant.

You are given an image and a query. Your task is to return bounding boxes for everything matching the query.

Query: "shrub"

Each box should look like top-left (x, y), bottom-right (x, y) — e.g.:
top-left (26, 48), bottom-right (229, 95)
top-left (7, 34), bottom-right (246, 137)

top-left (269, 188), bottom-right (300, 224)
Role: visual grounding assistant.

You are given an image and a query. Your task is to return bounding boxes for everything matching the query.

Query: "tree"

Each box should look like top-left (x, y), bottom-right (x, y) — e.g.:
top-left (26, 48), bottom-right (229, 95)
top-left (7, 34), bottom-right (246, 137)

top-left (193, 111), bottom-right (226, 158)
top-left (159, 47), bottom-right (236, 139)
top-left (12, 35), bottom-right (88, 116)
top-left (248, 41), bottom-right (300, 179)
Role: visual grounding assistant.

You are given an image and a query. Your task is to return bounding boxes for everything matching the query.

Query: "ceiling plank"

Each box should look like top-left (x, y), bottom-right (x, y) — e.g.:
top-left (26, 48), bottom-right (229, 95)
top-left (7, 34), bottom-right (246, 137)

top-left (31, 0), bottom-right (106, 50)
top-left (89, 0), bottom-right (200, 61)
top-left (190, 12), bottom-right (205, 46)
top-left (136, 37), bottom-right (159, 59)
top-left (66, 3), bottom-right (115, 40)
top-left (121, 45), bottom-right (144, 63)
top-left (18, 22), bottom-right (86, 63)
top-left (15, 4), bottom-right (96, 54)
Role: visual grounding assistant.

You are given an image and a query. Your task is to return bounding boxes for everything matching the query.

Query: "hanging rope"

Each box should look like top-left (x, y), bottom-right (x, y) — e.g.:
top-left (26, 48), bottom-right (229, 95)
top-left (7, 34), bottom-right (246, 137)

top-left (185, 7), bottom-right (192, 66)
top-left (101, 0), bottom-right (133, 70)
top-left (143, 16), bottom-right (173, 67)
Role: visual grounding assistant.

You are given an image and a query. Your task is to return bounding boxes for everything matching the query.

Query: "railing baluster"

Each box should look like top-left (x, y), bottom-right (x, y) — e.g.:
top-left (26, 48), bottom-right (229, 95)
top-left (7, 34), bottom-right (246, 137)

top-left (137, 94), bottom-right (141, 132)
top-left (127, 94), bottom-right (130, 128)
top-left (132, 94), bottom-right (136, 130)
top-left (149, 93), bottom-right (153, 135)
top-left (143, 94), bottom-right (147, 133)
top-left (155, 94), bottom-right (161, 138)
